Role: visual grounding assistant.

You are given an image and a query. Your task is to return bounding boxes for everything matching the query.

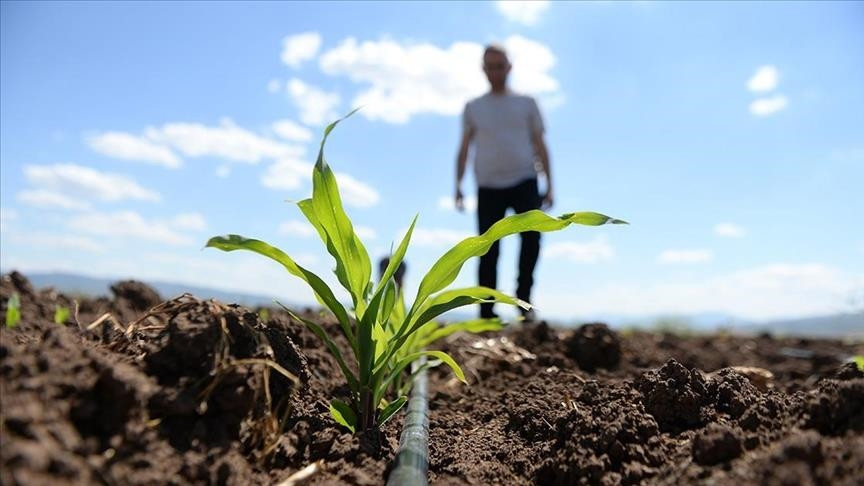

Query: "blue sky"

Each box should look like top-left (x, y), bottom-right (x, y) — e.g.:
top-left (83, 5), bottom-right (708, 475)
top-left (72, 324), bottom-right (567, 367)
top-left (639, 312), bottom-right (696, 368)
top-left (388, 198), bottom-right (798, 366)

top-left (1, 1), bottom-right (862, 322)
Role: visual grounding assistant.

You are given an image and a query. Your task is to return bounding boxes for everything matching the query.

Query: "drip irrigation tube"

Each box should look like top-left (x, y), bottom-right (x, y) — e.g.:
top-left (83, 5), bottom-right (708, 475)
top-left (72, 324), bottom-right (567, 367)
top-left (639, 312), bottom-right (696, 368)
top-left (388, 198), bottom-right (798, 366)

top-left (387, 358), bottom-right (429, 486)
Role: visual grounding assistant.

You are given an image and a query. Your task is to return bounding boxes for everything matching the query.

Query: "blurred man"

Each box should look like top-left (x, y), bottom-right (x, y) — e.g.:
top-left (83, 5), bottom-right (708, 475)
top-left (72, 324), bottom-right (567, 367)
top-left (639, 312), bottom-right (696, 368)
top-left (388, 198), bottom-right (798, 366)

top-left (455, 44), bottom-right (553, 321)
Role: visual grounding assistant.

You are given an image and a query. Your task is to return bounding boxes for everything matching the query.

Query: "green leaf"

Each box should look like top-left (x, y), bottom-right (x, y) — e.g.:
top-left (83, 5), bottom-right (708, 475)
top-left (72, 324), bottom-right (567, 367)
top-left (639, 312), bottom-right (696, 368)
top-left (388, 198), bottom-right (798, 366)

top-left (309, 111), bottom-right (372, 314)
top-left (378, 396), bottom-right (408, 426)
top-left (205, 234), bottom-right (357, 352)
top-left (397, 360), bottom-right (442, 396)
top-left (330, 399), bottom-right (357, 433)
top-left (357, 282), bottom-right (387, 384)
top-left (374, 350), bottom-right (465, 405)
top-left (853, 355), bottom-right (864, 372)
top-left (379, 279), bottom-right (398, 326)
top-left (381, 288), bottom-right (520, 371)
top-left (410, 210), bottom-right (626, 316)
top-left (418, 318), bottom-right (505, 349)
top-left (410, 286), bottom-right (527, 330)
top-left (372, 321), bottom-right (390, 363)
top-left (374, 216), bottom-right (417, 298)
top-left (277, 303), bottom-right (360, 394)
top-left (5, 292), bottom-right (21, 328)
top-left (54, 306), bottom-right (70, 325)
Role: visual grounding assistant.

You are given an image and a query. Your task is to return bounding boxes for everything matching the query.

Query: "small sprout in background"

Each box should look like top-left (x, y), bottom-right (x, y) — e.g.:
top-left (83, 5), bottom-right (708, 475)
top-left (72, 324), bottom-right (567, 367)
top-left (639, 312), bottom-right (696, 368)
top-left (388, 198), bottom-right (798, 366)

top-left (5, 292), bottom-right (21, 328)
top-left (258, 308), bottom-right (270, 322)
top-left (54, 306), bottom-right (71, 325)
top-left (853, 355), bottom-right (864, 372)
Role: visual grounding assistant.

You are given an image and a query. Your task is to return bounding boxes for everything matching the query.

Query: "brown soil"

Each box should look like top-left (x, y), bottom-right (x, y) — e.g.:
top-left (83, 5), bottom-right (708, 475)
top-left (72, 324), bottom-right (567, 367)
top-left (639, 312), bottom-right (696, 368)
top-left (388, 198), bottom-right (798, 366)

top-left (1, 272), bottom-right (399, 485)
top-left (2, 272), bottom-right (862, 485)
top-left (428, 322), bottom-right (863, 485)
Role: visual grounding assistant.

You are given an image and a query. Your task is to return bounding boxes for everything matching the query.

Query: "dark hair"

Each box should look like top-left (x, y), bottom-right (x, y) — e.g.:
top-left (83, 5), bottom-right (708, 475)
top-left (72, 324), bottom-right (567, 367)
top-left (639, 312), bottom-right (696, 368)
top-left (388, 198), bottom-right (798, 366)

top-left (483, 43), bottom-right (509, 62)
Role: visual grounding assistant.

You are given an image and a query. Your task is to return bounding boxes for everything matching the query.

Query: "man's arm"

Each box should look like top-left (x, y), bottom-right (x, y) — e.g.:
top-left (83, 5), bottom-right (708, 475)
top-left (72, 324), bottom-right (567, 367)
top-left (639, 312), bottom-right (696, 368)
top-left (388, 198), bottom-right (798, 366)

top-left (455, 128), bottom-right (473, 212)
top-left (532, 130), bottom-right (553, 210)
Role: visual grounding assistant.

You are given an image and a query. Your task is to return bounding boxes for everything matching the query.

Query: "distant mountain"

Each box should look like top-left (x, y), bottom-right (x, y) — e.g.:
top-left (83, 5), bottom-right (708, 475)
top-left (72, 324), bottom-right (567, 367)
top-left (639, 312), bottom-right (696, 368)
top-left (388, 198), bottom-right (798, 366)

top-left (9, 271), bottom-right (862, 339)
top-left (738, 313), bottom-right (863, 339)
top-left (21, 272), bottom-right (302, 310)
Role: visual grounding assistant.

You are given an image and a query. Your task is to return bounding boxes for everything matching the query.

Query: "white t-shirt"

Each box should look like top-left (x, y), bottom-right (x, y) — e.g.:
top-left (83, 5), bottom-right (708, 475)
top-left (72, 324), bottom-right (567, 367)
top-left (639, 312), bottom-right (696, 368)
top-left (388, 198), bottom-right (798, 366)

top-left (463, 91), bottom-right (545, 189)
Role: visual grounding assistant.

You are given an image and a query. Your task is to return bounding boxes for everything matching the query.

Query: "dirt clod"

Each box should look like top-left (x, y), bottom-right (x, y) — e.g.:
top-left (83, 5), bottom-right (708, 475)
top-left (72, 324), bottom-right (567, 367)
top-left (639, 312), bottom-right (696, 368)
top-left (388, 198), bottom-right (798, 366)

top-left (565, 322), bottom-right (621, 372)
top-left (692, 423), bottom-right (743, 465)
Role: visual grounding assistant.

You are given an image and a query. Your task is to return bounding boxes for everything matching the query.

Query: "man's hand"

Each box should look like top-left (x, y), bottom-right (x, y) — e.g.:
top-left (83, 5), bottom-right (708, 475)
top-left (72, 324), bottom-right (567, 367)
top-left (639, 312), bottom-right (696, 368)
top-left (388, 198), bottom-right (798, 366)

top-left (455, 187), bottom-right (465, 212)
top-left (542, 187), bottom-right (554, 211)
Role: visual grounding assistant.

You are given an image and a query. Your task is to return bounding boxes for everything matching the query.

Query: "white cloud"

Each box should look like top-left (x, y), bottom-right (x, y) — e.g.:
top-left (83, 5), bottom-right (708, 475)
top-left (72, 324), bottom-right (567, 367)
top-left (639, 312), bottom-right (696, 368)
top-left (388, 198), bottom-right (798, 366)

top-left (747, 65), bottom-right (779, 93)
top-left (317, 35), bottom-right (558, 123)
top-left (260, 158), bottom-right (378, 208)
top-left (145, 118), bottom-right (305, 163)
top-left (334, 172), bottom-right (380, 208)
top-left (272, 119), bottom-right (314, 142)
top-left (402, 227), bottom-right (471, 247)
top-left (23, 163), bottom-right (160, 203)
top-left (286, 78), bottom-right (341, 126)
top-left (170, 212), bottom-right (207, 231)
top-left (658, 249), bottom-right (714, 264)
top-left (354, 225), bottom-right (377, 240)
top-left (68, 211), bottom-right (195, 246)
top-left (279, 218), bottom-right (373, 246)
top-left (714, 223), bottom-right (746, 238)
top-left (87, 132), bottom-right (181, 168)
top-left (9, 232), bottom-right (105, 253)
top-left (544, 236), bottom-right (614, 263)
top-left (261, 157), bottom-right (313, 191)
top-left (439, 194), bottom-right (477, 212)
top-left (538, 263), bottom-right (862, 321)
top-left (17, 190), bottom-right (91, 211)
top-left (495, 1), bottom-right (550, 26)
top-left (279, 220), bottom-right (316, 238)
top-left (216, 165), bottom-right (231, 178)
top-left (749, 94), bottom-right (788, 116)
top-left (281, 31), bottom-right (323, 68)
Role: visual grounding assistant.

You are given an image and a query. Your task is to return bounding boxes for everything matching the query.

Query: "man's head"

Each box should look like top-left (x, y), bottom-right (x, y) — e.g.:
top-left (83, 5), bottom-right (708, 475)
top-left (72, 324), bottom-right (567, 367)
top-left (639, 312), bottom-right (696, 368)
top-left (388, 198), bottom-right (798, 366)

top-left (483, 44), bottom-right (511, 92)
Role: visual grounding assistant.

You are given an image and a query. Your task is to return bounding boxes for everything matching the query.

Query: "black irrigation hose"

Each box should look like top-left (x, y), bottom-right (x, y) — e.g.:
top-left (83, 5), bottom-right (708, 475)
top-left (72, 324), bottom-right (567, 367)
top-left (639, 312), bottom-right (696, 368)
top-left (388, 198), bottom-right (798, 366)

top-left (387, 358), bottom-right (429, 486)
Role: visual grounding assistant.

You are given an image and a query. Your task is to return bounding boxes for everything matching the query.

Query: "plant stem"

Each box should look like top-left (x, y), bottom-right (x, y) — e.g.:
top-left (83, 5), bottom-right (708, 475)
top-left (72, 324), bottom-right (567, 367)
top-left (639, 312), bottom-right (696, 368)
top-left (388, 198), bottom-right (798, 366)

top-left (359, 386), bottom-right (376, 431)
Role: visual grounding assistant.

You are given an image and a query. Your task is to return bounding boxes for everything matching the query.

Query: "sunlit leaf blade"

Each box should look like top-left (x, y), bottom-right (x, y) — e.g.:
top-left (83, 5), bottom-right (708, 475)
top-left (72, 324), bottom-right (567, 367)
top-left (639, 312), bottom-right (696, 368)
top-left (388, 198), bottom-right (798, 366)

top-left (560, 211), bottom-right (629, 226)
top-left (374, 350), bottom-right (465, 405)
top-left (374, 215), bottom-right (417, 298)
top-left (5, 293), bottom-right (21, 328)
top-left (375, 295), bottom-right (475, 373)
top-left (297, 198), bottom-right (328, 244)
top-left (205, 234), bottom-right (356, 349)
top-left (54, 306), bottom-right (70, 325)
top-left (398, 360), bottom-right (442, 396)
top-left (412, 210), bottom-right (626, 314)
top-left (357, 282), bottom-right (386, 382)
top-left (418, 318), bottom-right (504, 349)
top-left (330, 399), bottom-right (357, 433)
top-left (387, 288), bottom-right (522, 362)
top-left (379, 279), bottom-right (397, 326)
top-left (276, 302), bottom-right (360, 393)
top-left (379, 396), bottom-right (407, 426)
top-left (311, 110), bottom-right (372, 314)
top-left (372, 322), bottom-right (390, 363)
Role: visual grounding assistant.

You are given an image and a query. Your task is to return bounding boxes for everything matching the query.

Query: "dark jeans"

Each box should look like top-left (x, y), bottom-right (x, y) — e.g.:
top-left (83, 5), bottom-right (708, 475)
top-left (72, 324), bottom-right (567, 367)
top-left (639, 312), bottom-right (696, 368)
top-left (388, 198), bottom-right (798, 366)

top-left (477, 178), bottom-right (541, 318)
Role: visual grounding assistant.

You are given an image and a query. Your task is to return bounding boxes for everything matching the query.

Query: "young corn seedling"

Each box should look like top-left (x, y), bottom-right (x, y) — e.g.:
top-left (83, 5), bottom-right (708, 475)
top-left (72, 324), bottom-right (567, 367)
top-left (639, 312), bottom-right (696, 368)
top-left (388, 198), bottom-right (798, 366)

top-left (380, 282), bottom-right (504, 396)
top-left (5, 292), bottom-right (21, 328)
top-left (206, 110), bottom-right (626, 433)
top-left (54, 305), bottom-right (71, 325)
